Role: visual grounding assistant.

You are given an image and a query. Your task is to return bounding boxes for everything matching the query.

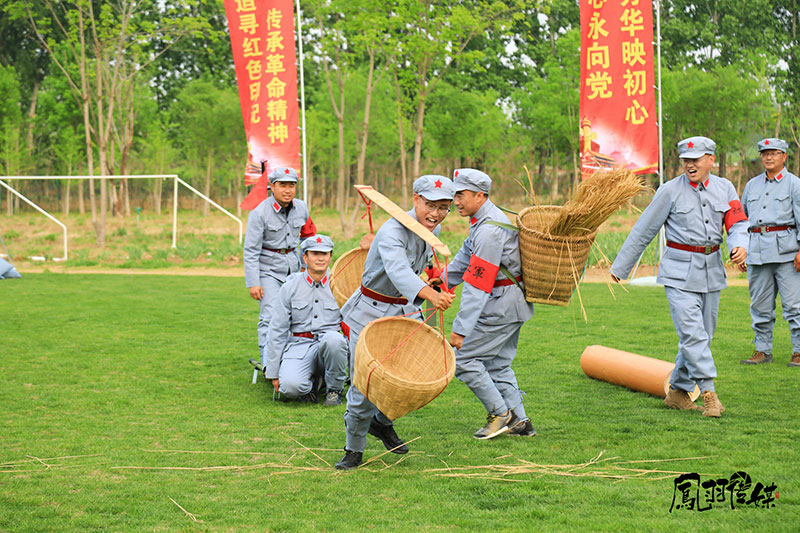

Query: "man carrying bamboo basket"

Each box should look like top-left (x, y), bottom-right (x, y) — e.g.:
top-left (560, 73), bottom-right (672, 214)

top-left (335, 175), bottom-right (455, 470)
top-left (739, 138), bottom-right (800, 368)
top-left (443, 169), bottom-right (535, 439)
top-left (610, 137), bottom-right (748, 418)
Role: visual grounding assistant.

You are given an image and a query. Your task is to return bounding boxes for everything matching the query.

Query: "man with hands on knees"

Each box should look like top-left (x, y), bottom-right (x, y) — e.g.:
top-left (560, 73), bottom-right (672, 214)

top-left (265, 235), bottom-right (349, 406)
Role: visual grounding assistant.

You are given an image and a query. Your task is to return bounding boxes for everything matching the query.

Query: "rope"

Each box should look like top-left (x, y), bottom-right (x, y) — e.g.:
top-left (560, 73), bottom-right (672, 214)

top-left (356, 189), bottom-right (375, 234)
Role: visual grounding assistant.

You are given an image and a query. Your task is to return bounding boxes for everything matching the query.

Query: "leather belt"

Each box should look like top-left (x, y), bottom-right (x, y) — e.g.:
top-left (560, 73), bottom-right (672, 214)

top-left (666, 241), bottom-right (719, 255)
top-left (292, 332), bottom-right (315, 339)
top-left (748, 225), bottom-right (795, 233)
top-left (263, 247), bottom-right (295, 254)
top-left (360, 285), bottom-right (408, 305)
top-left (494, 275), bottom-right (523, 287)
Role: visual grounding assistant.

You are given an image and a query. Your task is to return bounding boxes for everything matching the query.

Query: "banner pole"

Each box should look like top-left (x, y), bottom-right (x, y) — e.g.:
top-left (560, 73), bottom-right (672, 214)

top-left (655, 0), bottom-right (665, 262)
top-left (296, 0), bottom-right (308, 205)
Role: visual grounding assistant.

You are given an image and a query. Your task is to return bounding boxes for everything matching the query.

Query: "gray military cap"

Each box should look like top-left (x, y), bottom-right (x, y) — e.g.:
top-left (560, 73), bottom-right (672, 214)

top-left (758, 138), bottom-right (788, 153)
top-left (268, 167), bottom-right (299, 183)
top-left (453, 168), bottom-right (492, 194)
top-left (301, 234), bottom-right (334, 254)
top-left (413, 175), bottom-right (454, 201)
top-left (677, 137), bottom-right (716, 159)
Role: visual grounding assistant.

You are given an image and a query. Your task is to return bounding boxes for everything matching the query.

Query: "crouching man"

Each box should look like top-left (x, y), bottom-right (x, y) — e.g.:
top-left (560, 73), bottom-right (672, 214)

top-left (265, 235), bottom-right (348, 406)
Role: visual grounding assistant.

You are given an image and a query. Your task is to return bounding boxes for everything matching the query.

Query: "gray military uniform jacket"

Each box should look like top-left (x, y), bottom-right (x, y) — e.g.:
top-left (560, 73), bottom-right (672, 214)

top-left (265, 269), bottom-right (342, 379)
top-left (447, 200), bottom-right (534, 337)
top-left (611, 174), bottom-right (748, 293)
top-left (243, 196), bottom-right (310, 288)
top-left (741, 168), bottom-right (800, 265)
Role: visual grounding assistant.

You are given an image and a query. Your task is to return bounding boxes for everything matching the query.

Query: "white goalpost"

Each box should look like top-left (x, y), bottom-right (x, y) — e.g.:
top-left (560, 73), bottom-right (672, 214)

top-left (0, 174), bottom-right (243, 262)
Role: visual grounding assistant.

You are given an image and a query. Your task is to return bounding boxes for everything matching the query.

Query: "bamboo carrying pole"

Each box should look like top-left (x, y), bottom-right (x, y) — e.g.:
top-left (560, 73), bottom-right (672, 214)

top-left (580, 345), bottom-right (700, 400)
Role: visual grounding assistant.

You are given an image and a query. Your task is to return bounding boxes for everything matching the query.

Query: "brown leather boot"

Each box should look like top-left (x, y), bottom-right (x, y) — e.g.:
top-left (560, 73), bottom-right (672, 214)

top-left (701, 391), bottom-right (724, 418)
top-left (664, 387), bottom-right (701, 411)
top-left (741, 351), bottom-right (772, 365)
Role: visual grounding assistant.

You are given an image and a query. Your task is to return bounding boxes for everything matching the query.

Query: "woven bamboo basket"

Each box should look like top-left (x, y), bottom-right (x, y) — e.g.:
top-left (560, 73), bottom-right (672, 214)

top-left (516, 205), bottom-right (597, 306)
top-left (330, 247), bottom-right (368, 308)
top-left (354, 317), bottom-right (455, 421)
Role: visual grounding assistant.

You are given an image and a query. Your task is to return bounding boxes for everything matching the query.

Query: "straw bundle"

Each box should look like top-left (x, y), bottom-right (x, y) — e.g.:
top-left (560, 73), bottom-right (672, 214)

top-left (516, 168), bottom-right (646, 305)
top-left (329, 247), bottom-right (368, 308)
top-left (547, 168), bottom-right (647, 236)
top-left (354, 317), bottom-right (455, 421)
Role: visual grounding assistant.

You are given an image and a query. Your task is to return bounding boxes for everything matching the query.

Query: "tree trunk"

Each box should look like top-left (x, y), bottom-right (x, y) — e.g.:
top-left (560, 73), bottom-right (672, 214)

top-left (393, 67), bottom-right (409, 209)
top-left (64, 178), bottom-right (71, 216)
top-left (719, 151), bottom-right (727, 178)
top-left (26, 81), bottom-right (39, 153)
top-left (412, 92), bottom-right (426, 182)
top-left (356, 47), bottom-right (377, 187)
top-left (203, 148), bottom-right (212, 216)
top-left (78, 179), bottom-right (85, 214)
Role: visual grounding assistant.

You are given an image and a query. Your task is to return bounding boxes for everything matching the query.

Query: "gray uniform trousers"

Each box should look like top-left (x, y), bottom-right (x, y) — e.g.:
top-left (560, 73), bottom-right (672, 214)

top-left (748, 263), bottom-right (800, 354)
top-left (278, 331), bottom-right (348, 399)
top-left (665, 287), bottom-right (720, 393)
top-left (343, 293), bottom-right (423, 453)
top-left (455, 320), bottom-right (526, 418)
top-left (258, 274), bottom-right (285, 365)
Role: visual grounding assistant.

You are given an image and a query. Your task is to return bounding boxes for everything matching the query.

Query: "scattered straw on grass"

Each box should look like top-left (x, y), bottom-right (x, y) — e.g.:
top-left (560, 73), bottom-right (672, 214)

top-left (169, 497), bottom-right (199, 522)
top-left (547, 168), bottom-right (648, 237)
top-left (423, 451), bottom-right (715, 483)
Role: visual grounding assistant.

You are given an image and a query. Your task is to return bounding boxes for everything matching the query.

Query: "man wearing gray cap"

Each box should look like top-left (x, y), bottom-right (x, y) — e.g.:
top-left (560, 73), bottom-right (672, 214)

top-left (265, 234), bottom-right (349, 405)
top-left (739, 138), bottom-right (800, 367)
top-left (611, 136), bottom-right (748, 417)
top-left (243, 167), bottom-right (316, 382)
top-left (335, 175), bottom-right (455, 470)
top-left (443, 168), bottom-right (535, 439)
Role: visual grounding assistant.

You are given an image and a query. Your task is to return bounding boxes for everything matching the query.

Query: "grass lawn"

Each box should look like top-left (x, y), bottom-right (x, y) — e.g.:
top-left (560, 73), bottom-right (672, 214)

top-left (1, 274), bottom-right (798, 531)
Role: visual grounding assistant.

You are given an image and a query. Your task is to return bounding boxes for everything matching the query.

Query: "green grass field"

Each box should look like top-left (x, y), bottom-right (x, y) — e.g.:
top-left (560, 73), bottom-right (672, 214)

top-left (2, 274), bottom-right (798, 531)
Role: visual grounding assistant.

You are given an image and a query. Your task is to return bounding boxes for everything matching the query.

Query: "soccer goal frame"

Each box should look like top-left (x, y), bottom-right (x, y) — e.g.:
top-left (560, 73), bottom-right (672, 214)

top-left (0, 174), bottom-right (243, 261)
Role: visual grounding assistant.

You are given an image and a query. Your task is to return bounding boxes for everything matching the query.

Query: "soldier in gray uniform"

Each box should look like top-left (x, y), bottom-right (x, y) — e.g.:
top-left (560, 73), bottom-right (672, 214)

top-left (243, 167), bottom-right (316, 379)
top-left (444, 169), bottom-right (535, 439)
top-left (335, 175), bottom-right (455, 470)
top-left (610, 136), bottom-right (748, 418)
top-left (739, 138), bottom-right (800, 367)
top-left (265, 235), bottom-right (349, 405)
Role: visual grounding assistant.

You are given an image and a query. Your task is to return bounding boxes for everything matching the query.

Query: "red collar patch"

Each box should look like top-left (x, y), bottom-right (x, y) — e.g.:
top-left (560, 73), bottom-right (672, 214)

top-left (305, 275), bottom-right (313, 286)
top-left (470, 216), bottom-right (477, 225)
top-left (688, 177), bottom-right (709, 189)
top-left (321, 275), bottom-right (328, 285)
top-left (272, 201), bottom-right (281, 212)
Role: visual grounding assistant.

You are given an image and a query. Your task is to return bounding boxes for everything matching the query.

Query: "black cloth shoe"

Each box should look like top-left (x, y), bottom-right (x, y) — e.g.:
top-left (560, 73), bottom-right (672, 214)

top-left (368, 418), bottom-right (409, 454)
top-left (335, 449), bottom-right (363, 470)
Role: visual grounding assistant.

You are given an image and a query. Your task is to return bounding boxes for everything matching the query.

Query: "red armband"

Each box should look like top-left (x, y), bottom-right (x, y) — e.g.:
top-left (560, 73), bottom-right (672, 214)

top-left (463, 255), bottom-right (500, 293)
top-left (724, 200), bottom-right (747, 232)
top-left (300, 217), bottom-right (317, 238)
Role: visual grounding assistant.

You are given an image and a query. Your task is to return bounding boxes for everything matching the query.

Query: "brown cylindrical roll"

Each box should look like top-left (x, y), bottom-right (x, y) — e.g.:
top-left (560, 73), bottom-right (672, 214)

top-left (580, 345), bottom-right (700, 400)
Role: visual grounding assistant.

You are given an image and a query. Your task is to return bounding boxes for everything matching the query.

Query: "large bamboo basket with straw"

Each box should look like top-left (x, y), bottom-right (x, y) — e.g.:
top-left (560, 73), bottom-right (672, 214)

top-left (517, 206), bottom-right (597, 306)
top-left (354, 317), bottom-right (455, 421)
top-left (330, 247), bottom-right (367, 308)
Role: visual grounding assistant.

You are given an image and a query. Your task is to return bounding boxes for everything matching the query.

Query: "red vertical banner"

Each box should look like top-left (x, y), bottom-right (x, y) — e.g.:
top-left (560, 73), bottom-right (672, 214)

top-left (579, 0), bottom-right (658, 178)
top-left (224, 0), bottom-right (301, 185)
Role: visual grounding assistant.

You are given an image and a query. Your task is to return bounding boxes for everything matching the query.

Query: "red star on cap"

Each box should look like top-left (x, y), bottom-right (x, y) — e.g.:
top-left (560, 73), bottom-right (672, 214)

top-left (434, 179), bottom-right (442, 188)
top-left (284, 168), bottom-right (290, 174)
top-left (765, 140), bottom-right (770, 145)
top-left (687, 142), bottom-right (694, 148)
top-left (316, 236), bottom-right (322, 243)
top-left (454, 170), bottom-right (459, 177)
